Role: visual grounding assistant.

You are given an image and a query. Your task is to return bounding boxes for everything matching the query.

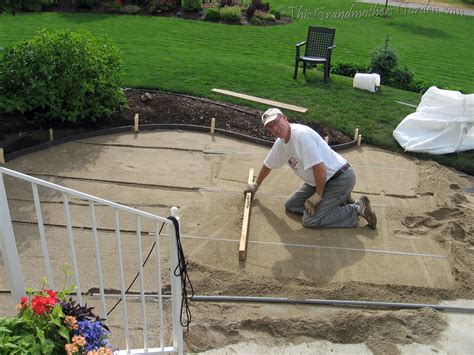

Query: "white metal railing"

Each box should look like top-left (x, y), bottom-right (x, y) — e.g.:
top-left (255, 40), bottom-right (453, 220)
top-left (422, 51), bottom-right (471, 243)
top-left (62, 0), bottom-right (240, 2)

top-left (0, 167), bottom-right (183, 354)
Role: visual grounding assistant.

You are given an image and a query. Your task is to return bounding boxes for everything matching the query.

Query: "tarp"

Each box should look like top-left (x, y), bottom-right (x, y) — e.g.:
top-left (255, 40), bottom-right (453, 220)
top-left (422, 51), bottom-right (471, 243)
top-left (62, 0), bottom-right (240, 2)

top-left (393, 86), bottom-right (474, 154)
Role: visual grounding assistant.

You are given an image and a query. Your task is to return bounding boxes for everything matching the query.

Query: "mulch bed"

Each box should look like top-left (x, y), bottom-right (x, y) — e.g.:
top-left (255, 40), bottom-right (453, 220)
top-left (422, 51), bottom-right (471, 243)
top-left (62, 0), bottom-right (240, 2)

top-left (0, 89), bottom-right (351, 156)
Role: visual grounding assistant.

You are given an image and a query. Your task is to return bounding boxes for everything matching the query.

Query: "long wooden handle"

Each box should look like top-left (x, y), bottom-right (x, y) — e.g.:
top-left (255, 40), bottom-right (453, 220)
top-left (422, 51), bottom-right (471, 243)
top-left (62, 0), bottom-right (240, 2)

top-left (239, 168), bottom-right (254, 261)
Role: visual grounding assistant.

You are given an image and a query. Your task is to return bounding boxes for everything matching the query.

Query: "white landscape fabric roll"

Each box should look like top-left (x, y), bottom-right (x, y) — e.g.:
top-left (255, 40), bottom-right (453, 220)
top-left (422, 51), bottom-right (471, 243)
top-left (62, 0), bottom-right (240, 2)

top-left (393, 86), bottom-right (474, 154)
top-left (353, 73), bottom-right (380, 93)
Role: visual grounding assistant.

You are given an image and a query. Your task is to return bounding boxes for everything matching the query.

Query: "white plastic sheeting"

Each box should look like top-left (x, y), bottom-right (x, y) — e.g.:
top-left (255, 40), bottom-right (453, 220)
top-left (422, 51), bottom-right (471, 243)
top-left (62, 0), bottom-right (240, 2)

top-left (393, 86), bottom-right (474, 154)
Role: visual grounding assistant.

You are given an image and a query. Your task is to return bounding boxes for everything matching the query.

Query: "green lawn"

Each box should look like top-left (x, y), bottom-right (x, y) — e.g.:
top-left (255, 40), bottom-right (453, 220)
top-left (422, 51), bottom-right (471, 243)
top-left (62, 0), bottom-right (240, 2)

top-left (0, 0), bottom-right (473, 174)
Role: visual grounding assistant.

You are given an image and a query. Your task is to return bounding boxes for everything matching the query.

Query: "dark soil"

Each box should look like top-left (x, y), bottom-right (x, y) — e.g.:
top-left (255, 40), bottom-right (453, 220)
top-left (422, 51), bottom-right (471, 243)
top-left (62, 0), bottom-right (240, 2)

top-left (0, 89), bottom-right (351, 157)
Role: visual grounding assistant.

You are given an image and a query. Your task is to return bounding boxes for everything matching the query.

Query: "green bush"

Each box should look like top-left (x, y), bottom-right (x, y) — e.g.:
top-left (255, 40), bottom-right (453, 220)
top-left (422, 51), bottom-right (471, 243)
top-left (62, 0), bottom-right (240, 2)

top-left (181, 0), bottom-right (202, 12)
top-left (370, 36), bottom-right (398, 84)
top-left (0, 30), bottom-right (125, 124)
top-left (120, 4), bottom-right (142, 13)
top-left (265, 13), bottom-right (275, 21)
top-left (254, 10), bottom-right (274, 21)
top-left (0, 0), bottom-right (54, 13)
top-left (219, 5), bottom-right (241, 21)
top-left (269, 8), bottom-right (281, 19)
top-left (74, 0), bottom-right (96, 9)
top-left (387, 66), bottom-right (414, 90)
top-left (249, 14), bottom-right (261, 24)
top-left (461, 0), bottom-right (474, 3)
top-left (331, 62), bottom-right (370, 77)
top-left (148, 0), bottom-right (177, 13)
top-left (204, 7), bottom-right (220, 20)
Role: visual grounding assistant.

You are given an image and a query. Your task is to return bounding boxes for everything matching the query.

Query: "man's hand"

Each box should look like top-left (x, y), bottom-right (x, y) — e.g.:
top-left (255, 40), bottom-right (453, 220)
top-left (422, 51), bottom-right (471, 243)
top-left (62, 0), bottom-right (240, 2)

top-left (304, 193), bottom-right (322, 216)
top-left (244, 182), bottom-right (259, 198)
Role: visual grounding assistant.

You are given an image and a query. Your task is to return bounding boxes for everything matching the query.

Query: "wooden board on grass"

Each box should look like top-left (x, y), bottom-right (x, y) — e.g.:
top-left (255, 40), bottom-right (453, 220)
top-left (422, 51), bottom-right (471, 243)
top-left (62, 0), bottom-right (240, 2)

top-left (212, 89), bottom-right (308, 113)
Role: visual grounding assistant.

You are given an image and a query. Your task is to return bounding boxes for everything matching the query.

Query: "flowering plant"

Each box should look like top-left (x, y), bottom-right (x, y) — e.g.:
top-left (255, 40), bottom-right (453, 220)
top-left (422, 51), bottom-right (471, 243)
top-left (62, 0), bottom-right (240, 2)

top-left (0, 277), bottom-right (113, 354)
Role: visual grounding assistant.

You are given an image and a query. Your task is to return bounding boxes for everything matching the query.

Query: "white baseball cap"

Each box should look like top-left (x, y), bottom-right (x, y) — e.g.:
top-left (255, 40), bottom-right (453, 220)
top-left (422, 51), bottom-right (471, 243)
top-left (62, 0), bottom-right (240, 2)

top-left (261, 108), bottom-right (283, 127)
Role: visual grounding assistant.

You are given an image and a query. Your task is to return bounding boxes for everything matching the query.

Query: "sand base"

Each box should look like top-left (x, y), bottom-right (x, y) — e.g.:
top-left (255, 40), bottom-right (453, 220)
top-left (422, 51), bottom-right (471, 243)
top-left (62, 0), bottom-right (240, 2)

top-left (1, 130), bottom-right (473, 353)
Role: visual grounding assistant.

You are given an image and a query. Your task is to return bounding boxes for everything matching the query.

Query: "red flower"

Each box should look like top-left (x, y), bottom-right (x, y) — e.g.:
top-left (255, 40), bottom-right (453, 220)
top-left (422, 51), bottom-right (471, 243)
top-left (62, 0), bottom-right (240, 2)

top-left (45, 289), bottom-right (57, 299)
top-left (20, 296), bottom-right (28, 305)
top-left (31, 296), bottom-right (47, 315)
top-left (30, 290), bottom-right (58, 315)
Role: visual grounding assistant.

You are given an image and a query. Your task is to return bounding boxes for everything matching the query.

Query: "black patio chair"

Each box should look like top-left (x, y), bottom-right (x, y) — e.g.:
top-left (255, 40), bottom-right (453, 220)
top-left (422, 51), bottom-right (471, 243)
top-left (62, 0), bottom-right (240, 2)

top-left (294, 26), bottom-right (336, 83)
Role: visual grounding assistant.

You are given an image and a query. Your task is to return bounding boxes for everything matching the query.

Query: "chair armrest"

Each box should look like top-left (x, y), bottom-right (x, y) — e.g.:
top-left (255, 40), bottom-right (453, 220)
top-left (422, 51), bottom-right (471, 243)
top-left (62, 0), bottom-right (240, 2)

top-left (296, 41), bottom-right (306, 58)
top-left (328, 45), bottom-right (336, 50)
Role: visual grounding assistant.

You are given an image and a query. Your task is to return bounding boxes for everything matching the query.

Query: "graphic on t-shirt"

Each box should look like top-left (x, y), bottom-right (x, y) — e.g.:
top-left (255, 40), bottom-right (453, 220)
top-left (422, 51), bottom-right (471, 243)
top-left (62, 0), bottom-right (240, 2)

top-left (287, 156), bottom-right (298, 170)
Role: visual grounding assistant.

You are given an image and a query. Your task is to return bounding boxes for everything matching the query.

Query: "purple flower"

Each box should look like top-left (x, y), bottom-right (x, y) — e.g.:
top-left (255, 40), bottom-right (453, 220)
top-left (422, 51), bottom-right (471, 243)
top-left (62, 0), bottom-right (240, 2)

top-left (74, 320), bottom-right (110, 352)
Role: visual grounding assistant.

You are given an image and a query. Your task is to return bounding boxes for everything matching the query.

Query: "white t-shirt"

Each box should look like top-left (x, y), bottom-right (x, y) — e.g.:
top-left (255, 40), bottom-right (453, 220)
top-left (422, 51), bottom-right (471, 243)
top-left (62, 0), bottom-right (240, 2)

top-left (264, 124), bottom-right (348, 186)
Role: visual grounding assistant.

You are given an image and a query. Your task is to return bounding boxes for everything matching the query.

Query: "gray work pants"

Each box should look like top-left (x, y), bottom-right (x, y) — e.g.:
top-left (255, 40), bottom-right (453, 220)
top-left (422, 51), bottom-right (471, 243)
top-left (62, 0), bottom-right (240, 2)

top-left (285, 168), bottom-right (359, 228)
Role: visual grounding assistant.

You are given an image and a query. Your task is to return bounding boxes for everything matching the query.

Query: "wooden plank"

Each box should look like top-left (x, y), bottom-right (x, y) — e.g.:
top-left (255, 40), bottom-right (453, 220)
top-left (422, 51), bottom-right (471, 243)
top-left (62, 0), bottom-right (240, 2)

top-left (239, 168), bottom-right (254, 261)
top-left (212, 88), bottom-right (308, 113)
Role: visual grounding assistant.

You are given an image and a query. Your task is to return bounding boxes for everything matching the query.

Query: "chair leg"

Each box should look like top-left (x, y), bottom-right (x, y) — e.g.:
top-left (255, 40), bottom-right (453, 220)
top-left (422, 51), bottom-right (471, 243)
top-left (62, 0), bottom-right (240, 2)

top-left (324, 63), bottom-right (329, 83)
top-left (303, 62), bottom-right (307, 75)
top-left (294, 60), bottom-right (298, 80)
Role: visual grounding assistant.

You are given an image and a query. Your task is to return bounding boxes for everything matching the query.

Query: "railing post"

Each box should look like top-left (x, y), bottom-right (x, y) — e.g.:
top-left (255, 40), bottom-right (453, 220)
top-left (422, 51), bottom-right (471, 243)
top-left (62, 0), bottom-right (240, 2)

top-left (169, 207), bottom-right (184, 355)
top-left (0, 170), bottom-right (26, 305)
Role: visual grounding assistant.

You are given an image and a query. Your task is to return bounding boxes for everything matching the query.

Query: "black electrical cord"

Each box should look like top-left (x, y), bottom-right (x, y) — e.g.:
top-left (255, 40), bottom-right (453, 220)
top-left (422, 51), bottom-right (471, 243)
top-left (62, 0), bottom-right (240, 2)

top-left (168, 216), bottom-right (194, 331)
top-left (106, 217), bottom-right (194, 332)
top-left (106, 222), bottom-right (166, 317)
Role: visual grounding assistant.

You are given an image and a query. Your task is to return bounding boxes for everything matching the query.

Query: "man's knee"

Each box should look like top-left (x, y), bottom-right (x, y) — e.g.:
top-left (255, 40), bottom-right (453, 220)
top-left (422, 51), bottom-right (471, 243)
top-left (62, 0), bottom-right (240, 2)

top-left (302, 213), bottom-right (322, 228)
top-left (285, 198), bottom-right (302, 213)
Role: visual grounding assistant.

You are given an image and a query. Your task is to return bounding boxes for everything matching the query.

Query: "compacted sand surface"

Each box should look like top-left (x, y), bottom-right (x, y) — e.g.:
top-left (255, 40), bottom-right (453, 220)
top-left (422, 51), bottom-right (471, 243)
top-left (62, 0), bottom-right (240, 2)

top-left (0, 130), bottom-right (472, 353)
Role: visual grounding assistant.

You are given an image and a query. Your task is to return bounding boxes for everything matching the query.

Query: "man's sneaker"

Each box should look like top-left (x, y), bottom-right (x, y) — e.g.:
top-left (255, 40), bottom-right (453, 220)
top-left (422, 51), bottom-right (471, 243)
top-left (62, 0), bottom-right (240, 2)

top-left (346, 194), bottom-right (355, 205)
top-left (357, 195), bottom-right (377, 230)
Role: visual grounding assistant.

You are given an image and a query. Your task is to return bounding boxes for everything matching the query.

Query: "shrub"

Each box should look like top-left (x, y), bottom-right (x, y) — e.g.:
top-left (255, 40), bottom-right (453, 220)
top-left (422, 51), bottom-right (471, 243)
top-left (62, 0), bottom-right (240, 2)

top-left (219, 5), bottom-right (241, 21)
top-left (269, 8), bottom-right (281, 19)
top-left (124, 0), bottom-right (148, 5)
top-left (249, 14), bottom-right (261, 24)
top-left (75, 0), bottom-right (97, 9)
top-left (244, 0), bottom-right (268, 19)
top-left (251, 0), bottom-right (269, 11)
top-left (370, 35), bottom-right (398, 84)
top-left (461, 0), bottom-right (474, 3)
top-left (265, 13), bottom-right (275, 21)
top-left (254, 10), bottom-right (274, 21)
top-left (204, 7), bottom-right (220, 20)
top-left (0, 30), bottom-right (125, 124)
top-left (331, 62), bottom-right (370, 77)
top-left (120, 4), bottom-right (142, 13)
top-left (245, 3), bottom-right (256, 18)
top-left (181, 0), bottom-right (202, 11)
top-left (0, 0), bottom-right (54, 12)
top-left (148, 0), bottom-right (177, 12)
top-left (217, 0), bottom-right (235, 7)
top-left (387, 66), bottom-right (414, 90)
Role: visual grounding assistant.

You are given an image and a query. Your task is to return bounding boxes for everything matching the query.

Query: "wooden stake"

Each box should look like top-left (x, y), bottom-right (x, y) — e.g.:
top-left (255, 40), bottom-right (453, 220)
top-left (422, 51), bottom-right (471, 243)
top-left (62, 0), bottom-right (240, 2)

top-left (49, 128), bottom-right (54, 142)
top-left (0, 148), bottom-right (4, 164)
top-left (324, 136), bottom-right (329, 144)
top-left (210, 117), bottom-right (216, 135)
top-left (239, 168), bottom-right (254, 261)
top-left (357, 134), bottom-right (362, 146)
top-left (134, 113), bottom-right (139, 133)
top-left (354, 128), bottom-right (359, 142)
